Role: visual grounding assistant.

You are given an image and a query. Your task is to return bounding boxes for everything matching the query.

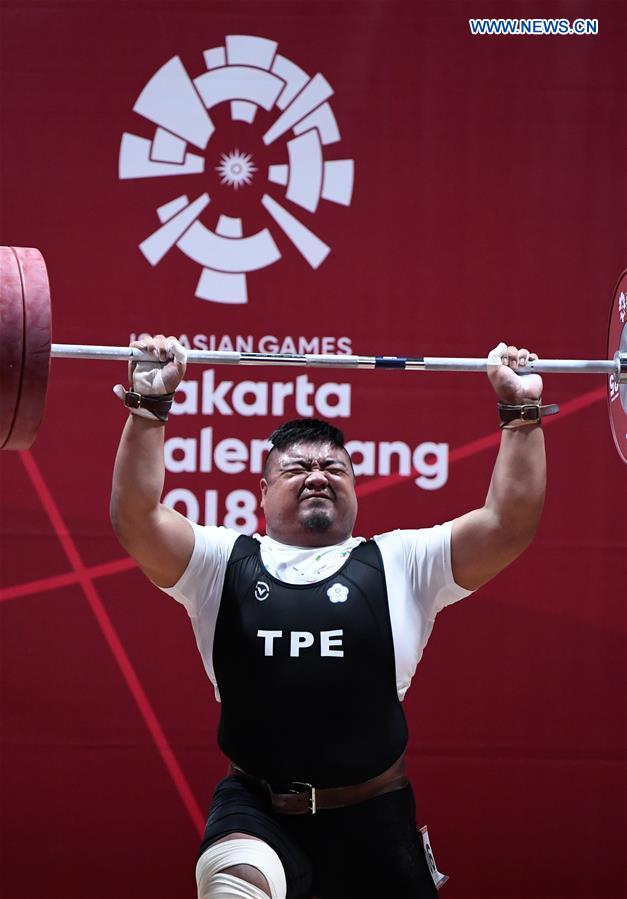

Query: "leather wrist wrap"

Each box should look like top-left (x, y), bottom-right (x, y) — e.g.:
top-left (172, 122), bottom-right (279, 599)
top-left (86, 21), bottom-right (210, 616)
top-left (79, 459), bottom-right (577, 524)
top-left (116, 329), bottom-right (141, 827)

top-left (498, 401), bottom-right (560, 429)
top-left (124, 391), bottom-right (174, 422)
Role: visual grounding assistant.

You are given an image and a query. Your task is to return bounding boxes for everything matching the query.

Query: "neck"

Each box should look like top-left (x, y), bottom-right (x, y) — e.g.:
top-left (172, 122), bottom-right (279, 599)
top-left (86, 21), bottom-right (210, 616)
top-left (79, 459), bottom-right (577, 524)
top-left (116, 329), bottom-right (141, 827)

top-left (265, 527), bottom-right (351, 548)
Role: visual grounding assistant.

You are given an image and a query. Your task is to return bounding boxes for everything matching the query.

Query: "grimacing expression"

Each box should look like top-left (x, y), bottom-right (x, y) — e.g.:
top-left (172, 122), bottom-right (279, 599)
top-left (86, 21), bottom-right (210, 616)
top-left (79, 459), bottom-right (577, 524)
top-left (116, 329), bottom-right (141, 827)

top-left (260, 440), bottom-right (358, 546)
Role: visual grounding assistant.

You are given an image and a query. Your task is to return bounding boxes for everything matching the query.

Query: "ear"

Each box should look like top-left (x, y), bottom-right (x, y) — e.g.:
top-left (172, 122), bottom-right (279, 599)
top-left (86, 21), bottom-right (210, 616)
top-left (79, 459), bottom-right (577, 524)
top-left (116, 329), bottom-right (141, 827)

top-left (259, 478), bottom-right (268, 509)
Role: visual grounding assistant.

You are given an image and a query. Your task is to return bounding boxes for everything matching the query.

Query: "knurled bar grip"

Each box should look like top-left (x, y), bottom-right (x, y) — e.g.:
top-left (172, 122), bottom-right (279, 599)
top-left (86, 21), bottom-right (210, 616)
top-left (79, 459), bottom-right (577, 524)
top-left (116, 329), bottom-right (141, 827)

top-left (50, 344), bottom-right (623, 377)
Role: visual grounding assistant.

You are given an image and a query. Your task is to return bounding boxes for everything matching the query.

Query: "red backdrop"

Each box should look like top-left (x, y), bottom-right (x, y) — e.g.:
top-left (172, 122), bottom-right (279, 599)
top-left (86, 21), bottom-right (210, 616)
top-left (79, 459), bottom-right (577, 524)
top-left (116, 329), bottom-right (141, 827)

top-left (1, 2), bottom-right (625, 898)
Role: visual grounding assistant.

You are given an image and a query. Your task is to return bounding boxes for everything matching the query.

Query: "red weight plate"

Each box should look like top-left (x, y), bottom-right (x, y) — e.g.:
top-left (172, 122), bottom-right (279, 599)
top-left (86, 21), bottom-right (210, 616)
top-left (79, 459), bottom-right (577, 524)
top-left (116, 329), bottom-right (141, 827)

top-left (607, 269), bottom-right (627, 465)
top-left (0, 247), bottom-right (25, 447)
top-left (2, 247), bottom-right (51, 450)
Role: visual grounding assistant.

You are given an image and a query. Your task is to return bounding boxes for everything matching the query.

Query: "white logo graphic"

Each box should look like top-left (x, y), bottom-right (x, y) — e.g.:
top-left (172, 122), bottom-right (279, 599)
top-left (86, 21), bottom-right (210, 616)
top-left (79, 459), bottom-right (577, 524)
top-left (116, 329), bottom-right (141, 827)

top-left (619, 291), bottom-right (626, 323)
top-left (216, 149), bottom-right (257, 189)
top-left (255, 581), bottom-right (270, 601)
top-left (327, 582), bottom-right (349, 603)
top-left (119, 35), bottom-right (355, 304)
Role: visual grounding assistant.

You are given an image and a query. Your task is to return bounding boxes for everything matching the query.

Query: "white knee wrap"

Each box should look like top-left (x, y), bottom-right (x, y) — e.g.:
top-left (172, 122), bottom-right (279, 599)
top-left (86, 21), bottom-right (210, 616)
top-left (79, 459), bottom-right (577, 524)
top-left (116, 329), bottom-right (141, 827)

top-left (195, 838), bottom-right (287, 899)
top-left (196, 873), bottom-right (269, 899)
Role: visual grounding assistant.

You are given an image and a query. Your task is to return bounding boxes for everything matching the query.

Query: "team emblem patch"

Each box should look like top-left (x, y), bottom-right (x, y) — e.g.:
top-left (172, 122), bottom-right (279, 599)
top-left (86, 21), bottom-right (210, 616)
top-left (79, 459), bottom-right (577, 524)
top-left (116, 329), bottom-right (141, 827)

top-left (255, 581), bottom-right (270, 601)
top-left (327, 583), bottom-right (349, 603)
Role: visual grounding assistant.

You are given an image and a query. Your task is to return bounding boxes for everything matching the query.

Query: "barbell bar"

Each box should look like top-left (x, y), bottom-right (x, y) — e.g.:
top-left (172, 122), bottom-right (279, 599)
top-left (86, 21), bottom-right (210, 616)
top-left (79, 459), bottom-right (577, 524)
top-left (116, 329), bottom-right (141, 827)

top-left (1, 246), bottom-right (626, 463)
top-left (48, 343), bottom-right (622, 375)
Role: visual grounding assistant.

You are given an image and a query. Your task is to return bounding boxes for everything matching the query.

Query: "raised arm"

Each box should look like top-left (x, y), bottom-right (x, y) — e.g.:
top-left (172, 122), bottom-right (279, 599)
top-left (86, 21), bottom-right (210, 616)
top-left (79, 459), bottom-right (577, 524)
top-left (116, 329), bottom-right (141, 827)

top-left (451, 343), bottom-right (547, 591)
top-left (110, 335), bottom-right (194, 587)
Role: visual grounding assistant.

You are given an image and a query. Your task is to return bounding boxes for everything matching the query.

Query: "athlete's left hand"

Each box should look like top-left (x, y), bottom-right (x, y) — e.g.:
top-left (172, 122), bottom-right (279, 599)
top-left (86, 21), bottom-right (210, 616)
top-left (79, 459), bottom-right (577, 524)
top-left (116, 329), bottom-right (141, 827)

top-left (486, 342), bottom-right (543, 404)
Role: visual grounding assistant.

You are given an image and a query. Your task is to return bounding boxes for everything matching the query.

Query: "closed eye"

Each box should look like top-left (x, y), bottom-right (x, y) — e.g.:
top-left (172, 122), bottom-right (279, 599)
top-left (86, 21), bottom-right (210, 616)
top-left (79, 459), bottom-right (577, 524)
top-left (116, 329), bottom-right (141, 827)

top-left (279, 458), bottom-right (351, 475)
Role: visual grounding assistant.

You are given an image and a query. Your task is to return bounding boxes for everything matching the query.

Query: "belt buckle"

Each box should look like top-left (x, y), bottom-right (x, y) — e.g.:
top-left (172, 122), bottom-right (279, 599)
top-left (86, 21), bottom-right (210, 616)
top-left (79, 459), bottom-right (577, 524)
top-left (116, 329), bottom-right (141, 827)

top-left (290, 781), bottom-right (317, 814)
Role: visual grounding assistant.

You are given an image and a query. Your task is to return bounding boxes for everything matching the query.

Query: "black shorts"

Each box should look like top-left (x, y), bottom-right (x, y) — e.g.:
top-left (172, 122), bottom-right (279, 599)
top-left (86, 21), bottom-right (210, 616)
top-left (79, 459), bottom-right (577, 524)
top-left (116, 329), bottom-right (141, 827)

top-left (198, 776), bottom-right (440, 899)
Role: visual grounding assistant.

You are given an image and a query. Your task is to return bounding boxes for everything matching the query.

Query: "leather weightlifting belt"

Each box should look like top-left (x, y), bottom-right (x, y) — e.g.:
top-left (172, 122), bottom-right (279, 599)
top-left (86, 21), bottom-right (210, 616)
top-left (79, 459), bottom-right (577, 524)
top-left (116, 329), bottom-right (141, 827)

top-left (228, 753), bottom-right (409, 815)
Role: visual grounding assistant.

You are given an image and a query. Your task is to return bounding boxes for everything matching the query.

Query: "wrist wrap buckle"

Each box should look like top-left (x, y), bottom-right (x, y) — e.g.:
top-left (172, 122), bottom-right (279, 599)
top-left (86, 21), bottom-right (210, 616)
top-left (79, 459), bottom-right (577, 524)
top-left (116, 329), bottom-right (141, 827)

top-left (498, 401), bottom-right (560, 428)
top-left (124, 390), bottom-right (174, 421)
top-left (124, 390), bottom-right (142, 409)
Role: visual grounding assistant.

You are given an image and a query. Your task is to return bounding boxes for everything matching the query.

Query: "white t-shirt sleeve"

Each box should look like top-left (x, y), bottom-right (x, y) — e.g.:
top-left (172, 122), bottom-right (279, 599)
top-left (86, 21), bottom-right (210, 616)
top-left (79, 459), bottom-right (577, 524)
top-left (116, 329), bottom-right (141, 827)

top-left (374, 523), bottom-right (473, 700)
top-left (158, 523), bottom-right (240, 701)
top-left (392, 521), bottom-right (470, 615)
top-left (158, 522), bottom-right (239, 619)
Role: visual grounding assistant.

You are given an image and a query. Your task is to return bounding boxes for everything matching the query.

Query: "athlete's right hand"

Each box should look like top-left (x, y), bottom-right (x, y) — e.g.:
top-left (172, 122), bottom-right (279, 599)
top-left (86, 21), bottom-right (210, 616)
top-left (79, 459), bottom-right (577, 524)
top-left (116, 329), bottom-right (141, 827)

top-left (113, 334), bottom-right (187, 403)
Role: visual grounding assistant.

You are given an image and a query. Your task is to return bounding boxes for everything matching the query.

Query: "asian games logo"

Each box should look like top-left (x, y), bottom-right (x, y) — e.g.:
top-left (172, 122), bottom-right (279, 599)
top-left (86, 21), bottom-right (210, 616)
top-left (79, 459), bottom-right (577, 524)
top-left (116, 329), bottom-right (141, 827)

top-left (118, 35), bottom-right (355, 305)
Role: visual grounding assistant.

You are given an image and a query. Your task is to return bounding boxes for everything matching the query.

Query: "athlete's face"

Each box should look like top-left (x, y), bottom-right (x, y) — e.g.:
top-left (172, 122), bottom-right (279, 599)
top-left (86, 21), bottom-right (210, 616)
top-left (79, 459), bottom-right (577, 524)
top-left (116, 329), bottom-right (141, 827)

top-left (260, 441), bottom-right (358, 547)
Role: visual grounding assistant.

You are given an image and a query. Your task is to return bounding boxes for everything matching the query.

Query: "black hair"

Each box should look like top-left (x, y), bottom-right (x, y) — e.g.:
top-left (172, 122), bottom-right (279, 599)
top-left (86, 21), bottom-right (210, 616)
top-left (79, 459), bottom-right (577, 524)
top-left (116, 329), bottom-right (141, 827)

top-left (263, 418), bottom-right (348, 477)
top-left (269, 418), bottom-right (346, 449)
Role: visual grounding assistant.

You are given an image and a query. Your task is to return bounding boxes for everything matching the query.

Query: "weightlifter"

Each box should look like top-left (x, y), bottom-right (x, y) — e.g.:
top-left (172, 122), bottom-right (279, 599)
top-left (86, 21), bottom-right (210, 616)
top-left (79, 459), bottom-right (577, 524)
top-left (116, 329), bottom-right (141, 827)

top-left (110, 337), bottom-right (549, 899)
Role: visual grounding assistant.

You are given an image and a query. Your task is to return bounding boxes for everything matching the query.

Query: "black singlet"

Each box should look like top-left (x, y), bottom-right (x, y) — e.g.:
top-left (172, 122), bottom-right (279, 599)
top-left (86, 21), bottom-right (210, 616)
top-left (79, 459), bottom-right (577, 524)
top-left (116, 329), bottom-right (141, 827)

top-left (212, 536), bottom-right (408, 788)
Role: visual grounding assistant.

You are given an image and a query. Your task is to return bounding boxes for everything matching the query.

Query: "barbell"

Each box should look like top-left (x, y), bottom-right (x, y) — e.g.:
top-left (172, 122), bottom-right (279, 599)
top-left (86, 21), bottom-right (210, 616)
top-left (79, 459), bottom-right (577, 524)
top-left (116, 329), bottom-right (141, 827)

top-left (1, 246), bottom-right (626, 463)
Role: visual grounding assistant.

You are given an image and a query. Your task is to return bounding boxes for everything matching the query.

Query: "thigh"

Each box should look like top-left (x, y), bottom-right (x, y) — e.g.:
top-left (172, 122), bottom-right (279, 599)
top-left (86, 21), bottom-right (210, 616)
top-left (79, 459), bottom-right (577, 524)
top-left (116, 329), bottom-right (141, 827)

top-left (309, 785), bottom-right (439, 899)
top-left (199, 776), bottom-right (314, 899)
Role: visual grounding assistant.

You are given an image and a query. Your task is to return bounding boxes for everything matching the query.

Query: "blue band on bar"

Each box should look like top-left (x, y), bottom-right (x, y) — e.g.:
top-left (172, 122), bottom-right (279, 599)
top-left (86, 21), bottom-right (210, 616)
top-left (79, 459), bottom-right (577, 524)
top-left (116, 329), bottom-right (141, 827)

top-left (375, 357), bottom-right (406, 368)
